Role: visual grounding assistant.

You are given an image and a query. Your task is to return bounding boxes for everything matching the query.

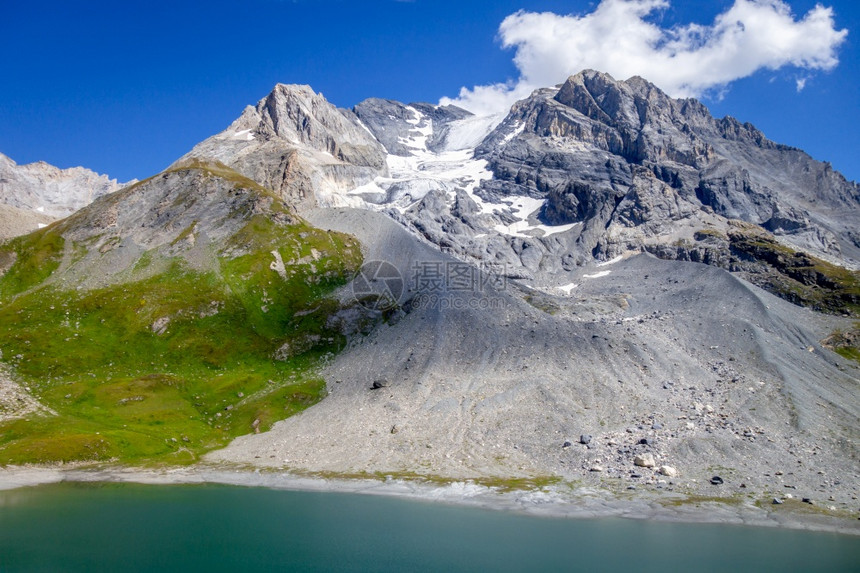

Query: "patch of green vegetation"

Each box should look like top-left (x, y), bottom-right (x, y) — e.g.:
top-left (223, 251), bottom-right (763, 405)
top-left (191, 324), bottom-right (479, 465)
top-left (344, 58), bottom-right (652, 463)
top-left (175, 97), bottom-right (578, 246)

top-left (835, 347), bottom-right (860, 362)
top-left (822, 324), bottom-right (860, 363)
top-left (754, 497), bottom-right (853, 518)
top-left (693, 228), bottom-right (727, 241)
top-left (0, 229), bottom-right (65, 298)
top-left (0, 216), bottom-right (362, 466)
top-left (221, 214), bottom-right (361, 340)
top-left (132, 250), bottom-right (154, 274)
top-left (0, 418), bottom-right (117, 464)
top-left (471, 475), bottom-right (563, 492)
top-left (292, 469), bottom-right (563, 492)
top-left (524, 295), bottom-right (560, 315)
top-left (660, 494), bottom-right (745, 508)
top-left (170, 221), bottom-right (198, 246)
top-left (728, 229), bottom-right (860, 316)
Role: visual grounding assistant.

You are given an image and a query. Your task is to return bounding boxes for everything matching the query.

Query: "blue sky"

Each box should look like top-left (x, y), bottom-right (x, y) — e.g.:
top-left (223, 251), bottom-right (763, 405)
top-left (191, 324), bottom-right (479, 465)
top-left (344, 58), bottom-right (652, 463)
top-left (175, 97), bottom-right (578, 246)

top-left (1, 0), bottom-right (857, 183)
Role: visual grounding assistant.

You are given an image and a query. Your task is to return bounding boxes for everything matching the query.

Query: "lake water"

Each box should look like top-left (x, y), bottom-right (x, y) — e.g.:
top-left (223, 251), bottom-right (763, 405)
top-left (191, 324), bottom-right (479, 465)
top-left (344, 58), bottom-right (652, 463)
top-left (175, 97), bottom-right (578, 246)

top-left (0, 482), bottom-right (858, 572)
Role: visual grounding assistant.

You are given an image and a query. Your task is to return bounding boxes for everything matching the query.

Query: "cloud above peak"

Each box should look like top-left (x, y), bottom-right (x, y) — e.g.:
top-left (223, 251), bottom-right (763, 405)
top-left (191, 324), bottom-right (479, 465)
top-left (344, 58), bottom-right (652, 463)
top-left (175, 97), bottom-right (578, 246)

top-left (441, 0), bottom-right (848, 115)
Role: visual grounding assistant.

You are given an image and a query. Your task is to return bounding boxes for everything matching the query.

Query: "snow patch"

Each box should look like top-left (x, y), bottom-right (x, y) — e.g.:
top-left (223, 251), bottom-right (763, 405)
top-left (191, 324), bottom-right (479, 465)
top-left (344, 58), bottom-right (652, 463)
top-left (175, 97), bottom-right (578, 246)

top-left (596, 255), bottom-right (624, 267)
top-left (341, 107), bottom-right (579, 235)
top-left (501, 122), bottom-right (526, 145)
top-left (583, 270), bottom-right (611, 279)
top-left (390, 107), bottom-right (437, 160)
top-left (368, 107), bottom-right (497, 214)
top-left (492, 196), bottom-right (580, 238)
top-left (404, 107), bottom-right (424, 126)
top-left (441, 114), bottom-right (504, 151)
top-left (558, 283), bottom-right (578, 295)
top-left (347, 180), bottom-right (388, 202)
top-left (231, 129), bottom-right (255, 141)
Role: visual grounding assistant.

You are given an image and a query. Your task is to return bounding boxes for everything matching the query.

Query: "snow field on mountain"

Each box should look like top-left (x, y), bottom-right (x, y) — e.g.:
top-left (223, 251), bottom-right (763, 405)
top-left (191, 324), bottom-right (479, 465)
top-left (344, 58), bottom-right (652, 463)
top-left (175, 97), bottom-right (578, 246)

top-left (350, 106), bottom-right (582, 239)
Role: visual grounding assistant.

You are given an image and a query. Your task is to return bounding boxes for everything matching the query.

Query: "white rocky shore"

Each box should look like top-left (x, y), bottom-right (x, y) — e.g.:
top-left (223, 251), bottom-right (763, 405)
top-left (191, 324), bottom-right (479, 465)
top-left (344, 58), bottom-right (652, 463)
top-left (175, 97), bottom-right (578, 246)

top-left (1, 464), bottom-right (858, 536)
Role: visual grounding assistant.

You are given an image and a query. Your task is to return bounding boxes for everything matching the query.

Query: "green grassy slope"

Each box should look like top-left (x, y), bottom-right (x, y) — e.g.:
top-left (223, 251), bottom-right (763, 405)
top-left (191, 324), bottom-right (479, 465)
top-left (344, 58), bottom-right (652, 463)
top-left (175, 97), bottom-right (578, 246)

top-left (727, 228), bottom-right (860, 316)
top-left (0, 167), bottom-right (363, 466)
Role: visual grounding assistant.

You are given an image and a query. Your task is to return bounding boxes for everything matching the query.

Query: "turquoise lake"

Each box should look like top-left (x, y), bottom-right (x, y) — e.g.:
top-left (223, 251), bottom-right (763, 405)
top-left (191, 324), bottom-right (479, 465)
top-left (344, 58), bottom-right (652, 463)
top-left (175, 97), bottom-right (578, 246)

top-left (0, 482), bottom-right (858, 572)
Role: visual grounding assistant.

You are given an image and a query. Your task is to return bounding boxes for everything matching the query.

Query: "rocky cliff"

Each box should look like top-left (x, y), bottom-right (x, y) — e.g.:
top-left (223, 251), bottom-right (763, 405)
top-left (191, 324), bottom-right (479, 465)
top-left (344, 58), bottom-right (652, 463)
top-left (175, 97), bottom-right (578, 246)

top-left (0, 152), bottom-right (128, 218)
top-left (477, 71), bottom-right (860, 266)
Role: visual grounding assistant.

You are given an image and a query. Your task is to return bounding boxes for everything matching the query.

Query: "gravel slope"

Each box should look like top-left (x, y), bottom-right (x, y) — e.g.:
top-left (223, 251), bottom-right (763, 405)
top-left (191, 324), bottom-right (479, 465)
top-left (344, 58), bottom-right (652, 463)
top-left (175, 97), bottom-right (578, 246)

top-left (209, 208), bottom-right (859, 514)
top-left (0, 204), bottom-right (55, 240)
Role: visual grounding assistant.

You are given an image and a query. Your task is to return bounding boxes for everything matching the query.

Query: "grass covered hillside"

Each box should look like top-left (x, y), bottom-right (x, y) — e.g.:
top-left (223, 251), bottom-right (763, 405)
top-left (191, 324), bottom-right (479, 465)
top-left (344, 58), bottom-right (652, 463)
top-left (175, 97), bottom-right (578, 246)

top-left (0, 161), bottom-right (363, 465)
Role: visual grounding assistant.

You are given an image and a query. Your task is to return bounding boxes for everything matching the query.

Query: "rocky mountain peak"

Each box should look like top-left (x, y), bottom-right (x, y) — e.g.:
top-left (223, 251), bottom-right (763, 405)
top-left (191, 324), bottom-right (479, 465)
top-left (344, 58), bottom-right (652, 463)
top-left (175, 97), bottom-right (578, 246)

top-left (555, 69), bottom-right (627, 122)
top-left (318, 69), bottom-right (856, 315)
top-left (556, 70), bottom-right (702, 125)
top-left (247, 83), bottom-right (386, 168)
top-left (175, 84), bottom-right (388, 209)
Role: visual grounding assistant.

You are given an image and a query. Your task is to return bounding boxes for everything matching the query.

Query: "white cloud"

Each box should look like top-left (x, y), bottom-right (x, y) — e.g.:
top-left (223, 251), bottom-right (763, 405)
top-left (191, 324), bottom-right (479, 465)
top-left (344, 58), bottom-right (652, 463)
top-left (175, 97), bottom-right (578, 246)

top-left (441, 0), bottom-right (847, 115)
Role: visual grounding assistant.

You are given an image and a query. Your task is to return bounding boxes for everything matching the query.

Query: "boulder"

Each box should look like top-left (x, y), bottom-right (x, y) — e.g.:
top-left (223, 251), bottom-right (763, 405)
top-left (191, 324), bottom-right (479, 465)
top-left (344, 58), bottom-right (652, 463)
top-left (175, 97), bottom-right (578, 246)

top-left (634, 453), bottom-right (656, 468)
top-left (658, 465), bottom-right (678, 477)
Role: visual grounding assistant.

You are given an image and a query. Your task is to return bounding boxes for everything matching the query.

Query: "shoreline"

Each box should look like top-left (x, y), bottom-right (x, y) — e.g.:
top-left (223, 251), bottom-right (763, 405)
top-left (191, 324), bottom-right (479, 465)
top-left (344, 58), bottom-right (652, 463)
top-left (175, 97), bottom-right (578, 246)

top-left (1, 464), bottom-right (858, 537)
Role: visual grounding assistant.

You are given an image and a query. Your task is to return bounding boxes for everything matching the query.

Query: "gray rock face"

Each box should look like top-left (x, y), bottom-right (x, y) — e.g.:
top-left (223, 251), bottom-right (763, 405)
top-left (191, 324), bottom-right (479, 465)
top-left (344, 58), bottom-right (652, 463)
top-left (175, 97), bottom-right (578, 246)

top-left (320, 70), bottom-right (857, 315)
top-left (176, 84), bottom-right (388, 210)
top-left (352, 98), bottom-right (430, 157)
top-left (0, 152), bottom-right (128, 218)
top-left (474, 70), bottom-right (860, 266)
top-left (352, 98), bottom-right (473, 156)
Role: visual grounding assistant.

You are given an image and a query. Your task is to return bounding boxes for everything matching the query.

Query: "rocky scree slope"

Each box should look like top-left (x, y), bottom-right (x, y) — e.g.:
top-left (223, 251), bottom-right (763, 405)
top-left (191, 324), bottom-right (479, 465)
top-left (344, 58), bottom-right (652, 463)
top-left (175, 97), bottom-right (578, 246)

top-left (0, 204), bottom-right (55, 241)
top-left (212, 207), bottom-right (860, 517)
top-left (0, 159), bottom-right (367, 465)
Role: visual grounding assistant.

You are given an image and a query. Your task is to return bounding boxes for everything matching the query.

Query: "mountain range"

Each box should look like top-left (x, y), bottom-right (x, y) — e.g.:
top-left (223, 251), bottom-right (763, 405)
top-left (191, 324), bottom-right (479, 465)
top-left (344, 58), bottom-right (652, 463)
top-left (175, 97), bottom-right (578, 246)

top-left (181, 71), bottom-right (860, 314)
top-left (0, 71), bottom-right (857, 520)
